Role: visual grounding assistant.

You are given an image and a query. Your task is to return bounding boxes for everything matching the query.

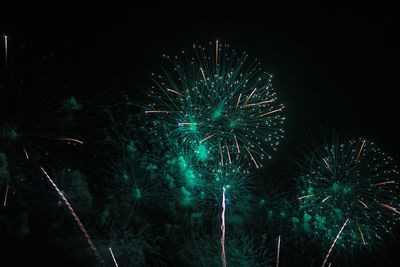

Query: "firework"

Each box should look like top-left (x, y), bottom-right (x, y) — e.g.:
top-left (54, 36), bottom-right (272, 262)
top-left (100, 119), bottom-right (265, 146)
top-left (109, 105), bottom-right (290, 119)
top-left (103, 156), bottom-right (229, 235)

top-left (297, 137), bottom-right (400, 250)
top-left (144, 41), bottom-right (285, 169)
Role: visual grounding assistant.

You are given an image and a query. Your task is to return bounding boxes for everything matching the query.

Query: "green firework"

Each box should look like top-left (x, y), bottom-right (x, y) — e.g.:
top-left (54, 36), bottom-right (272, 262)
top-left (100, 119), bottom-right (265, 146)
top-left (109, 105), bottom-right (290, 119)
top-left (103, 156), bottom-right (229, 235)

top-left (144, 41), bottom-right (285, 169)
top-left (297, 137), bottom-right (400, 250)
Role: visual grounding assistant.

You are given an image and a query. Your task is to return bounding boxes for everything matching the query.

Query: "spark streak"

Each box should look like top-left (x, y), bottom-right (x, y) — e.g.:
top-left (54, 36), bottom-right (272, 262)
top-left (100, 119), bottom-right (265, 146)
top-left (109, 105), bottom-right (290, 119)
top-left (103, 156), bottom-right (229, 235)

top-left (298, 194), bottom-right (315, 200)
top-left (373, 181), bottom-right (395, 186)
top-left (145, 110), bottom-right (169, 114)
top-left (356, 140), bottom-right (366, 161)
top-left (216, 40), bottom-right (219, 66)
top-left (241, 99), bottom-right (274, 108)
top-left (3, 184), bottom-right (9, 207)
top-left (40, 167), bottom-right (102, 262)
top-left (322, 195), bottom-right (332, 203)
top-left (226, 146), bottom-right (232, 164)
top-left (243, 88), bottom-right (257, 106)
top-left (23, 147), bottom-right (29, 159)
top-left (234, 135), bottom-right (240, 154)
top-left (357, 198), bottom-right (368, 208)
top-left (221, 187), bottom-right (226, 267)
top-left (3, 35), bottom-right (7, 66)
top-left (199, 134), bottom-right (215, 143)
top-left (236, 94), bottom-right (242, 108)
top-left (55, 137), bottom-right (84, 144)
top-left (323, 158), bottom-right (333, 173)
top-left (321, 218), bottom-right (349, 267)
top-left (200, 67), bottom-right (207, 82)
top-left (167, 88), bottom-right (183, 96)
top-left (357, 223), bottom-right (366, 245)
top-left (109, 247), bottom-right (119, 267)
top-left (380, 203), bottom-right (400, 214)
top-left (259, 108), bottom-right (282, 118)
top-left (220, 147), bottom-right (224, 166)
top-left (246, 147), bottom-right (259, 168)
top-left (276, 235), bottom-right (281, 267)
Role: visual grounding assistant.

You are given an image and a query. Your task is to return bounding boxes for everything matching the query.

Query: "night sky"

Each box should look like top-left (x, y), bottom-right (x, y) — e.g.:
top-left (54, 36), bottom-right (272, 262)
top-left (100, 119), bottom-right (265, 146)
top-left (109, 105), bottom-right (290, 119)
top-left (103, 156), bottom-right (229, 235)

top-left (1, 3), bottom-right (399, 267)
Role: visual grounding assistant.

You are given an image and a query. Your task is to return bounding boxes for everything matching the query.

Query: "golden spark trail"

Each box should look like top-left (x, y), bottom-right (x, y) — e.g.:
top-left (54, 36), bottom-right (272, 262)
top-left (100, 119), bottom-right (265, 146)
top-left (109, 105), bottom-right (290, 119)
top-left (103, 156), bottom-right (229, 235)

top-left (55, 137), bottom-right (84, 145)
top-left (356, 140), bottom-right (366, 161)
top-left (234, 135), bottom-right (240, 154)
top-left (236, 94), bottom-right (242, 109)
top-left (145, 110), bottom-right (169, 114)
top-left (246, 148), bottom-right (259, 168)
top-left (373, 181), bottom-right (395, 186)
top-left (358, 199), bottom-right (368, 208)
top-left (216, 40), bottom-right (219, 66)
top-left (357, 223), bottom-right (366, 245)
top-left (199, 134), bottom-right (215, 143)
top-left (243, 88), bottom-right (257, 106)
top-left (3, 184), bottom-right (10, 207)
top-left (226, 146), bottom-right (232, 164)
top-left (200, 67), bottom-right (207, 82)
top-left (259, 108), bottom-right (282, 118)
top-left (23, 147), bottom-right (29, 159)
top-left (3, 35), bottom-right (7, 66)
top-left (220, 147), bottom-right (224, 166)
top-left (380, 203), bottom-right (400, 214)
top-left (241, 99), bottom-right (274, 108)
top-left (321, 218), bottom-right (349, 267)
top-left (167, 88), bottom-right (183, 96)
top-left (323, 158), bottom-right (333, 173)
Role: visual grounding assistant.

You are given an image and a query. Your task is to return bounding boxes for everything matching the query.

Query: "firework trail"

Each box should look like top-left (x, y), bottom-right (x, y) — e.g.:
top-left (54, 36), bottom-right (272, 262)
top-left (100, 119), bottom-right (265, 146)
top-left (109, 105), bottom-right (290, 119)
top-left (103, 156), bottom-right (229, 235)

top-left (221, 187), bottom-right (226, 267)
top-left (40, 166), bottom-right (102, 262)
top-left (321, 218), bottom-right (349, 267)
top-left (276, 235), bottom-right (281, 267)
top-left (109, 247), bottom-right (119, 267)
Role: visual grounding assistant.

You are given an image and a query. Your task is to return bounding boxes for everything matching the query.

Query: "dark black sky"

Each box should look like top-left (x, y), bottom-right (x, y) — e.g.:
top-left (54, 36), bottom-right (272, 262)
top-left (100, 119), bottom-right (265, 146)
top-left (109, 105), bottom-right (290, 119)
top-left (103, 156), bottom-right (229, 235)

top-left (1, 3), bottom-right (399, 266)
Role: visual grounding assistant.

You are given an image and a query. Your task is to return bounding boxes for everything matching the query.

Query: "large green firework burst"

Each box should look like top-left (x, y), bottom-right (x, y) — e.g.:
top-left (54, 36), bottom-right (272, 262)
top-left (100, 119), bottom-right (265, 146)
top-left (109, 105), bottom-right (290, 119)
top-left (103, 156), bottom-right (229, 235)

top-left (297, 137), bottom-right (400, 250)
top-left (144, 41), bottom-right (285, 169)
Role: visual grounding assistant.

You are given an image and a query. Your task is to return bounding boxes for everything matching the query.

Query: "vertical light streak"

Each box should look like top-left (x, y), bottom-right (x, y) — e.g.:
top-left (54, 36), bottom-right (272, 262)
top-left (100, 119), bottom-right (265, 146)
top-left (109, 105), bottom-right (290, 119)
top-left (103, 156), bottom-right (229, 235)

top-left (109, 247), bottom-right (119, 267)
top-left (3, 35), bottom-right (7, 66)
top-left (40, 167), bottom-right (102, 262)
top-left (3, 184), bottom-right (10, 206)
top-left (221, 187), bottom-right (226, 267)
top-left (321, 218), bottom-right (349, 267)
top-left (216, 40), bottom-right (219, 66)
top-left (220, 147), bottom-right (224, 166)
top-left (276, 235), bottom-right (281, 267)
